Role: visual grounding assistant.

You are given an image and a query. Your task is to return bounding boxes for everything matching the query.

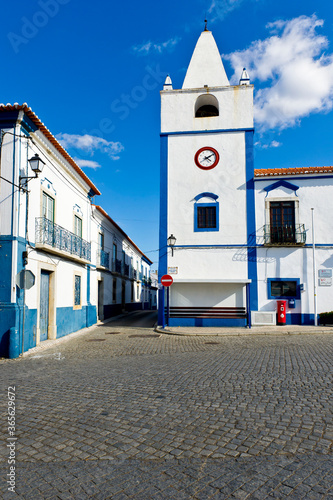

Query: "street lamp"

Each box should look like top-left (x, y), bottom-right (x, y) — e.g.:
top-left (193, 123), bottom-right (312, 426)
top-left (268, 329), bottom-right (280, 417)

top-left (19, 153), bottom-right (45, 190)
top-left (167, 234), bottom-right (176, 256)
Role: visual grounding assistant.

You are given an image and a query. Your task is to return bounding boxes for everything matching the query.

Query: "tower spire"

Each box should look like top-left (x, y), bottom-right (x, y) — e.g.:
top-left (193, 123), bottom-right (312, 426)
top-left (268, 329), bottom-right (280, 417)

top-left (182, 30), bottom-right (229, 88)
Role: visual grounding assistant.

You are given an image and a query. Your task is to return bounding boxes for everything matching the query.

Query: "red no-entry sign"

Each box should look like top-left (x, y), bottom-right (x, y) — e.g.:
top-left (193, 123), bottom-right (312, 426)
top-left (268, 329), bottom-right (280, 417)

top-left (161, 274), bottom-right (173, 287)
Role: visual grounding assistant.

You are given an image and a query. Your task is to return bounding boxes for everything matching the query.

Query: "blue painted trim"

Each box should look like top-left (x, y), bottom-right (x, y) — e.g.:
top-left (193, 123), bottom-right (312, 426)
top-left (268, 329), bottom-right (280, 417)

top-left (169, 313), bottom-right (316, 327)
top-left (168, 317), bottom-right (247, 327)
top-left (245, 131), bottom-right (258, 313)
top-left (142, 255), bottom-right (152, 265)
top-left (172, 243), bottom-right (333, 249)
top-left (194, 192), bottom-right (219, 201)
top-left (283, 313), bottom-right (316, 326)
top-left (87, 265), bottom-right (91, 305)
top-left (158, 135), bottom-right (168, 325)
top-left (174, 244), bottom-right (251, 248)
top-left (264, 180), bottom-right (299, 193)
top-left (0, 240), bottom-right (14, 303)
top-left (255, 175), bottom-right (333, 182)
top-left (161, 127), bottom-right (254, 137)
top-left (246, 283), bottom-right (251, 328)
top-left (0, 303), bottom-right (37, 357)
top-left (267, 278), bottom-right (301, 300)
top-left (0, 235), bottom-right (31, 244)
top-left (194, 202), bottom-right (219, 232)
top-left (21, 114), bottom-right (38, 134)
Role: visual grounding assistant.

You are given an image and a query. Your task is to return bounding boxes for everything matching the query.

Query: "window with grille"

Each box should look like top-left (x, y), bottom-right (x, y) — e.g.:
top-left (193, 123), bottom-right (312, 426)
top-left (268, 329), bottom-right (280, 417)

top-left (194, 203), bottom-right (219, 232)
top-left (197, 206), bottom-right (216, 228)
top-left (270, 201), bottom-right (295, 243)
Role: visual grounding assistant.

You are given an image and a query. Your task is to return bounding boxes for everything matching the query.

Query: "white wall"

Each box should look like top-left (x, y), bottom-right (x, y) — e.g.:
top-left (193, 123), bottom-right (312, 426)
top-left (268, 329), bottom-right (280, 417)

top-left (161, 86), bottom-right (253, 133)
top-left (171, 283), bottom-right (246, 307)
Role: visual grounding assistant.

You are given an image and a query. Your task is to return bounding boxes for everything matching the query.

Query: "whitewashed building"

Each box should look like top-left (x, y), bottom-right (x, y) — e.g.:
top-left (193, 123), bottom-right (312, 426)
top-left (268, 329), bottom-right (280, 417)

top-left (0, 104), bottom-right (153, 358)
top-left (254, 167), bottom-right (333, 325)
top-left (158, 28), bottom-right (333, 327)
top-left (91, 204), bottom-right (154, 321)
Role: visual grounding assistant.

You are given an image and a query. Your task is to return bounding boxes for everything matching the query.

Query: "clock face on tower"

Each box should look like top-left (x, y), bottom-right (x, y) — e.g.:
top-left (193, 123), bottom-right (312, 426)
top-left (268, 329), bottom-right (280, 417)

top-left (194, 147), bottom-right (219, 170)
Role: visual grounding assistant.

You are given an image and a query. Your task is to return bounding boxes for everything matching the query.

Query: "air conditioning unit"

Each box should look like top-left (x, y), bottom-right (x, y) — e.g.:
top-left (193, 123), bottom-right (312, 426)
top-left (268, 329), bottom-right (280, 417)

top-left (251, 311), bottom-right (276, 326)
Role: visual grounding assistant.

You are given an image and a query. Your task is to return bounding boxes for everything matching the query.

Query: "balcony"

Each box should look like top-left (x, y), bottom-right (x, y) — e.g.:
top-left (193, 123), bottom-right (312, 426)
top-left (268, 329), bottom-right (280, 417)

top-left (111, 258), bottom-right (122, 274)
top-left (263, 224), bottom-right (306, 246)
top-left (35, 217), bottom-right (91, 261)
top-left (97, 249), bottom-right (110, 269)
top-left (124, 263), bottom-right (130, 277)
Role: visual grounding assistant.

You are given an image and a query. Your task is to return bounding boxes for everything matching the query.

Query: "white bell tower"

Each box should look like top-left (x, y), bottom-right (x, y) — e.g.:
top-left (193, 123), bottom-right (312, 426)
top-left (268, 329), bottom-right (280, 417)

top-left (158, 27), bottom-right (257, 327)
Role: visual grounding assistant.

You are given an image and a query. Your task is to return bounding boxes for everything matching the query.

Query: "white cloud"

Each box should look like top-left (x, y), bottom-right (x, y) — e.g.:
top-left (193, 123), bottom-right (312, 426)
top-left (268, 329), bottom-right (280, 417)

top-left (208, 0), bottom-right (245, 21)
top-left (56, 133), bottom-right (124, 160)
top-left (255, 140), bottom-right (282, 149)
top-left (132, 37), bottom-right (181, 55)
top-left (74, 158), bottom-right (101, 170)
top-left (225, 15), bottom-right (333, 130)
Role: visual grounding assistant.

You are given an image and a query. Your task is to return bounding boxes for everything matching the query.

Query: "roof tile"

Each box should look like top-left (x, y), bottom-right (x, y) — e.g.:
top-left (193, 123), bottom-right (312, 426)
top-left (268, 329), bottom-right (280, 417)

top-left (254, 166), bottom-right (333, 177)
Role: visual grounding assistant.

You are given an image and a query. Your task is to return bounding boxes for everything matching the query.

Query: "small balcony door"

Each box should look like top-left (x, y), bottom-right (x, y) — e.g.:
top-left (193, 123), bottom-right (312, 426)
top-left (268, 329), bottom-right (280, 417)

top-left (42, 192), bottom-right (54, 222)
top-left (270, 201), bottom-right (295, 244)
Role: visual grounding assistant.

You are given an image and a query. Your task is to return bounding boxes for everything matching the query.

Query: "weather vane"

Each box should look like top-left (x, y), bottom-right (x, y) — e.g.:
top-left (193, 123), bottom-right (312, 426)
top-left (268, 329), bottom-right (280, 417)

top-left (204, 18), bottom-right (208, 31)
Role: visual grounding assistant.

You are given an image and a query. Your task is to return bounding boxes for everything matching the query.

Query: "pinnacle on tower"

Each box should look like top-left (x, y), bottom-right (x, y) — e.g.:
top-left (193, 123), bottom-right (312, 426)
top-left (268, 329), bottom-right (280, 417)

top-left (239, 68), bottom-right (250, 86)
top-left (163, 75), bottom-right (173, 90)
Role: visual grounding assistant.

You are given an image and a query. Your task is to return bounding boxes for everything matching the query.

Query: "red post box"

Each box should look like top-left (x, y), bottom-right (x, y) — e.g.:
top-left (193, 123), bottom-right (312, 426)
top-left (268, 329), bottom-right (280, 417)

top-left (277, 300), bottom-right (287, 325)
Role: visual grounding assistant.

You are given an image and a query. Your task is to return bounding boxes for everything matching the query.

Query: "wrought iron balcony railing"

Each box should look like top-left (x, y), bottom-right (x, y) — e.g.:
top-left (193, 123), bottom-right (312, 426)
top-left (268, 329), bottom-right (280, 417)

top-left (111, 258), bottom-right (122, 274)
top-left (263, 224), bottom-right (306, 245)
top-left (97, 249), bottom-right (110, 268)
top-left (35, 217), bottom-right (91, 261)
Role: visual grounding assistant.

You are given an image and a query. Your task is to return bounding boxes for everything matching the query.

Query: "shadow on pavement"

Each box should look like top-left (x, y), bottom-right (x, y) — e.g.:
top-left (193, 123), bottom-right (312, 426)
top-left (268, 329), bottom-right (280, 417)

top-left (97, 310), bottom-right (158, 329)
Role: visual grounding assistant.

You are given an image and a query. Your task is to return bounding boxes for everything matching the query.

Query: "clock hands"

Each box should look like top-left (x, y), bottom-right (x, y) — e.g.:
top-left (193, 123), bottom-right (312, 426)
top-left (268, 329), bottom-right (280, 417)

top-left (201, 153), bottom-right (215, 163)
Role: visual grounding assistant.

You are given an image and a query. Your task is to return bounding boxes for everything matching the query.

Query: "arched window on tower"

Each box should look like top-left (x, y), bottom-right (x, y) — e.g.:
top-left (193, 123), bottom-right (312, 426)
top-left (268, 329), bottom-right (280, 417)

top-left (195, 94), bottom-right (219, 118)
top-left (193, 192), bottom-right (219, 232)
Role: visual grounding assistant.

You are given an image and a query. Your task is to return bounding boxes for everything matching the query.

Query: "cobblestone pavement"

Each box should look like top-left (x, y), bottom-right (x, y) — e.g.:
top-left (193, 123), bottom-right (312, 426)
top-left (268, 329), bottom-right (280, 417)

top-left (1, 313), bottom-right (333, 498)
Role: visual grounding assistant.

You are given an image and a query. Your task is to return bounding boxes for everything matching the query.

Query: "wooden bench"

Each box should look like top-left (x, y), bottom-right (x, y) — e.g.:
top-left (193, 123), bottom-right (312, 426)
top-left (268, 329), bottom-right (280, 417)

top-left (169, 307), bottom-right (247, 319)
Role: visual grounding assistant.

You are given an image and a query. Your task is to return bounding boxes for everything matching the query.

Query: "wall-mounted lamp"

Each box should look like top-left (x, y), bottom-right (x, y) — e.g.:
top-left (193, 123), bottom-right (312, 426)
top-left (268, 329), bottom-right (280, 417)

top-left (19, 153), bottom-right (45, 190)
top-left (167, 234), bottom-right (176, 256)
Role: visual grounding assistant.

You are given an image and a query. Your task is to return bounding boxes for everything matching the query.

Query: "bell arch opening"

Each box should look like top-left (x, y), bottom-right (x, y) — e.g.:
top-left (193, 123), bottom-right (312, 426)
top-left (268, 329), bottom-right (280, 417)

top-left (195, 94), bottom-right (219, 117)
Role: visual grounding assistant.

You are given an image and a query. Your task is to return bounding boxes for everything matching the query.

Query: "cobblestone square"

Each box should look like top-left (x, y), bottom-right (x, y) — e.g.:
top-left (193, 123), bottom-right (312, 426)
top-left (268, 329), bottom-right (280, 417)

top-left (1, 313), bottom-right (333, 498)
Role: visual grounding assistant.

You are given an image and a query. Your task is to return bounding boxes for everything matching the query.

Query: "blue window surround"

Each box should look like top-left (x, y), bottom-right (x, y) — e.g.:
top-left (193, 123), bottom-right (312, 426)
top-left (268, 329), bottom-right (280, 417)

top-left (264, 180), bottom-right (299, 194)
top-left (194, 192), bottom-right (219, 202)
top-left (194, 195), bottom-right (219, 232)
top-left (267, 278), bottom-right (301, 300)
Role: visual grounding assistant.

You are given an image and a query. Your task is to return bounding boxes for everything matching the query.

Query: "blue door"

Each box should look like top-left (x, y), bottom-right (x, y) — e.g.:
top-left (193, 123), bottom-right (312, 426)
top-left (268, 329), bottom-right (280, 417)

top-left (40, 271), bottom-right (50, 341)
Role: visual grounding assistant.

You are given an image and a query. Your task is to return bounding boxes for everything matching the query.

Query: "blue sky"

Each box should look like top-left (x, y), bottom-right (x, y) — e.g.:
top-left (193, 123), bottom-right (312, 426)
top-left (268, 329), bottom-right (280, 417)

top-left (1, 0), bottom-right (333, 268)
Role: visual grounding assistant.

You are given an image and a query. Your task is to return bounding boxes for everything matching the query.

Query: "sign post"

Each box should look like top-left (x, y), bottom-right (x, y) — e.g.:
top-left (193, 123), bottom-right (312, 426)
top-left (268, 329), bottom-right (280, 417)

top-left (160, 274), bottom-right (173, 327)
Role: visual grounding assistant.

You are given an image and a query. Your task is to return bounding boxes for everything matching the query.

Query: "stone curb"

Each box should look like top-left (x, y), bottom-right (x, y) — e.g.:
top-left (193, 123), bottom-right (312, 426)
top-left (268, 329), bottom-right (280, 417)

top-left (155, 326), bottom-right (333, 337)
